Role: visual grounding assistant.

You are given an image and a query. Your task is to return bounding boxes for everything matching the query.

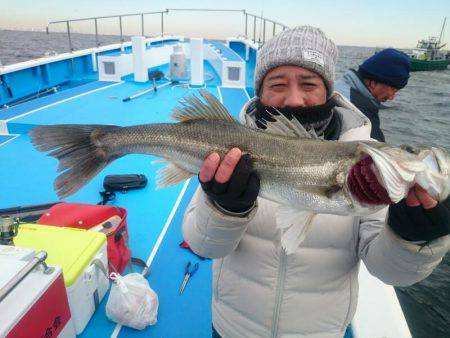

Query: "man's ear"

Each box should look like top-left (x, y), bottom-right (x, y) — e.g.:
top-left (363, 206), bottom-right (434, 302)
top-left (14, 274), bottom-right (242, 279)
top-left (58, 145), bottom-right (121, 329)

top-left (366, 79), bottom-right (377, 91)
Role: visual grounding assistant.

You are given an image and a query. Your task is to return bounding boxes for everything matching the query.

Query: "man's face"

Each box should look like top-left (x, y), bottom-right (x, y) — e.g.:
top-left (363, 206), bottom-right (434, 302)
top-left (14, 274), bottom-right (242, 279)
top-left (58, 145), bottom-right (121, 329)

top-left (367, 81), bottom-right (399, 102)
top-left (260, 66), bottom-right (327, 108)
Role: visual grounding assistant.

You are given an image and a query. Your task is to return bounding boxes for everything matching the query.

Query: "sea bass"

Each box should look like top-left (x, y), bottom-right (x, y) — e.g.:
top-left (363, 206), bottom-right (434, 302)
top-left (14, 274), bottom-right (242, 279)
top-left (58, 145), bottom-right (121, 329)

top-left (29, 90), bottom-right (450, 218)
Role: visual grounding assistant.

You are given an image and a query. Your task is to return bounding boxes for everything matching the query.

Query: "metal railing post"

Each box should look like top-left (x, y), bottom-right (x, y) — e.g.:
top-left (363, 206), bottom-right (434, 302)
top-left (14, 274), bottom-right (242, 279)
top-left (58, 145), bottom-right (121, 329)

top-left (66, 21), bottom-right (73, 52)
top-left (253, 15), bottom-right (256, 43)
top-left (141, 14), bottom-right (144, 36)
top-left (245, 13), bottom-right (248, 38)
top-left (119, 16), bottom-right (123, 42)
top-left (263, 19), bottom-right (266, 43)
top-left (161, 12), bottom-right (164, 36)
top-left (94, 18), bottom-right (99, 47)
top-left (273, 22), bottom-right (276, 37)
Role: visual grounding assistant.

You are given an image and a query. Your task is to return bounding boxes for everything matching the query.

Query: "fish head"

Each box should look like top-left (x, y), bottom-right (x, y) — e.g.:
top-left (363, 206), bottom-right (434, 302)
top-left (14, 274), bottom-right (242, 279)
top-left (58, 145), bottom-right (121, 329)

top-left (350, 143), bottom-right (450, 207)
top-left (420, 146), bottom-right (450, 201)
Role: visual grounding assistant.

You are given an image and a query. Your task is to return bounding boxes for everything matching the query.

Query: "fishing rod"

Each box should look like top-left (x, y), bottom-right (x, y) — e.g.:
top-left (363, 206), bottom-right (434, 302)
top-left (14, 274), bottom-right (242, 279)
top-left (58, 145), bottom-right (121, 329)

top-left (1, 86), bottom-right (59, 109)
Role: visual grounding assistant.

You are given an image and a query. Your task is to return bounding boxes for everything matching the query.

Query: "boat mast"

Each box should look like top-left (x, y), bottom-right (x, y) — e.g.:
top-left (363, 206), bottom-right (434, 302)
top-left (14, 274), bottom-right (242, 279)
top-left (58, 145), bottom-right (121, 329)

top-left (438, 17), bottom-right (446, 45)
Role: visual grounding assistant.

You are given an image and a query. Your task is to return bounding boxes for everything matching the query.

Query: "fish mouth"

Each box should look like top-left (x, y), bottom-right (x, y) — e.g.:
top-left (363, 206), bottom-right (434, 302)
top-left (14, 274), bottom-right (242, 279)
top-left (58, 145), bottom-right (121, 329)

top-left (347, 156), bottom-right (393, 205)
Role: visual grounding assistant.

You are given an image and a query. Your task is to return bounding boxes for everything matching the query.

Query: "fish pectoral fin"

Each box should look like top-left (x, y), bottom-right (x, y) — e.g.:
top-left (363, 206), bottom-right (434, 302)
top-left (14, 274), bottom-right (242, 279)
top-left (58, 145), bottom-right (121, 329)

top-left (324, 184), bottom-right (341, 198)
top-left (171, 89), bottom-right (236, 123)
top-left (156, 162), bottom-right (195, 189)
top-left (276, 206), bottom-right (316, 254)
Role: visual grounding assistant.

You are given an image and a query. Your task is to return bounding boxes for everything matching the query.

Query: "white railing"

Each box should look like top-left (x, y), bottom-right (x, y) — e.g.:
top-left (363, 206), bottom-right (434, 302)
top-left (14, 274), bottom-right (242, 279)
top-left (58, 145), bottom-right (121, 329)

top-left (46, 8), bottom-right (289, 52)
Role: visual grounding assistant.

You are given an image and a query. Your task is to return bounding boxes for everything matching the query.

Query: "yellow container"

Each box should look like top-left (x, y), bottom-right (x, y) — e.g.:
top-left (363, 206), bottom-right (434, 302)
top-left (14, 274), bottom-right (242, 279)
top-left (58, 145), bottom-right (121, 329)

top-left (14, 223), bottom-right (106, 287)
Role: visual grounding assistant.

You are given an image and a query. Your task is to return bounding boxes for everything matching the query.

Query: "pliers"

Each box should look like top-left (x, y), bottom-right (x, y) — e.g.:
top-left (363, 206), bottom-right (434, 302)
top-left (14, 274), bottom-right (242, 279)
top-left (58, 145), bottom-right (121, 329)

top-left (179, 261), bottom-right (199, 295)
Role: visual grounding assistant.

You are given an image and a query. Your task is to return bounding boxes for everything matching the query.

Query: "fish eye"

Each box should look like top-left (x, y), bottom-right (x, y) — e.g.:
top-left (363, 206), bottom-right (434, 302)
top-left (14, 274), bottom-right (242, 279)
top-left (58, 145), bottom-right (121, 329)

top-left (401, 145), bottom-right (417, 154)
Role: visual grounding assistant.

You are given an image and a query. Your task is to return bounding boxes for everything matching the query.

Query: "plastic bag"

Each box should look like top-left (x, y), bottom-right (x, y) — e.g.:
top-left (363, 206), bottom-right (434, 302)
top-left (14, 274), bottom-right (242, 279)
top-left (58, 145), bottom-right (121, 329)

top-left (106, 272), bottom-right (159, 330)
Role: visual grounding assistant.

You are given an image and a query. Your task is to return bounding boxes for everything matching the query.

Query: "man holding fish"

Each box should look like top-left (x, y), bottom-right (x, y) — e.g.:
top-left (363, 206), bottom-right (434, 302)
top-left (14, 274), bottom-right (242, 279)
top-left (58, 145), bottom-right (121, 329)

top-left (182, 26), bottom-right (450, 338)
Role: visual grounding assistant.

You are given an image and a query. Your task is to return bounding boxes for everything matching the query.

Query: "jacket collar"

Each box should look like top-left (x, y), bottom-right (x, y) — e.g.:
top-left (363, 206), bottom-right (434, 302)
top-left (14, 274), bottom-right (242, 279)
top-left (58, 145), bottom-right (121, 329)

top-left (342, 69), bottom-right (380, 109)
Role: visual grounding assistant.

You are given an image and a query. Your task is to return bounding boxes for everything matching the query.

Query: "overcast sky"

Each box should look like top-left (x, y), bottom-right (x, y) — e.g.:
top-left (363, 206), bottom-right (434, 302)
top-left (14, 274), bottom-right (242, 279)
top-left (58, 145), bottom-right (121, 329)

top-left (1, 0), bottom-right (448, 48)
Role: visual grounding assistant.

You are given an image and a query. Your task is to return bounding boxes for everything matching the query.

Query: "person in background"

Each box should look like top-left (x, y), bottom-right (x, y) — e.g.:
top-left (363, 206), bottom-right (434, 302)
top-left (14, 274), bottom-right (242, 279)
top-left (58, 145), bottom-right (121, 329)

top-left (182, 26), bottom-right (450, 338)
top-left (334, 48), bottom-right (411, 141)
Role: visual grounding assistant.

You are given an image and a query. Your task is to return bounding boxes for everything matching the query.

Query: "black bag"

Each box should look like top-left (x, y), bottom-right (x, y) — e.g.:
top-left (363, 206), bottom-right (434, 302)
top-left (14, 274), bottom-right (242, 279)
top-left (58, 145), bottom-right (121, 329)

top-left (98, 174), bottom-right (148, 205)
top-left (103, 174), bottom-right (148, 192)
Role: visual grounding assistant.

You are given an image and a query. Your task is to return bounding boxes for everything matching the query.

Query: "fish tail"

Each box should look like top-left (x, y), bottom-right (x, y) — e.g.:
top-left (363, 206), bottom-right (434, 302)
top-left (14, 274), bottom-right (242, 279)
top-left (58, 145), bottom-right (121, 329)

top-left (29, 124), bottom-right (121, 199)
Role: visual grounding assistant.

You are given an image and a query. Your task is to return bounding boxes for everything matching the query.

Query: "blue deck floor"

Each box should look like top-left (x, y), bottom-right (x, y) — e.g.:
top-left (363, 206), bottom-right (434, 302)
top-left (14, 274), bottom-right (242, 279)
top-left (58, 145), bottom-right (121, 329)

top-left (0, 72), bottom-right (249, 337)
top-left (0, 80), bottom-right (112, 121)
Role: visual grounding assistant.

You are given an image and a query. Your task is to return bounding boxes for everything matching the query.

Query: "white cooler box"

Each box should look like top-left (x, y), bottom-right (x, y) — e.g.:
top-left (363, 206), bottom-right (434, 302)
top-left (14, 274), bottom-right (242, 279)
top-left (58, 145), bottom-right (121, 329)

top-left (14, 223), bottom-right (110, 335)
top-left (0, 246), bottom-right (76, 338)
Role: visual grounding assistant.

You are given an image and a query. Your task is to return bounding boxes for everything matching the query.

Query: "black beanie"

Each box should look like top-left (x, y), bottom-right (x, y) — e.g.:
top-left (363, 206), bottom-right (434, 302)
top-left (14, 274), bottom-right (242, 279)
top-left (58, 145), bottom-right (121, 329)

top-left (358, 48), bottom-right (411, 89)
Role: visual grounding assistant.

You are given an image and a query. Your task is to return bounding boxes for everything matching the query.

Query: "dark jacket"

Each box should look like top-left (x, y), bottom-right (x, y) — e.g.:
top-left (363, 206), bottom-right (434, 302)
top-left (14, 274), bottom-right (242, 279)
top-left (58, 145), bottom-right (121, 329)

top-left (335, 69), bottom-right (385, 142)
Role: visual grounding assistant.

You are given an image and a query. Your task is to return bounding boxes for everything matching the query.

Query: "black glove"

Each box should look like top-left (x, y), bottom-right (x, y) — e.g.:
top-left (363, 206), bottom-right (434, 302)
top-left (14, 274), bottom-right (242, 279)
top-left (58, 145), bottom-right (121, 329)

top-left (388, 198), bottom-right (450, 242)
top-left (199, 154), bottom-right (260, 214)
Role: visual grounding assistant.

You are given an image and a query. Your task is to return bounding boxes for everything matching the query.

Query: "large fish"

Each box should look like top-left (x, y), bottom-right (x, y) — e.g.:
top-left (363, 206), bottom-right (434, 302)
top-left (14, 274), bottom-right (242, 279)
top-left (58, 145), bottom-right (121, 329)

top-left (29, 90), bottom-right (450, 219)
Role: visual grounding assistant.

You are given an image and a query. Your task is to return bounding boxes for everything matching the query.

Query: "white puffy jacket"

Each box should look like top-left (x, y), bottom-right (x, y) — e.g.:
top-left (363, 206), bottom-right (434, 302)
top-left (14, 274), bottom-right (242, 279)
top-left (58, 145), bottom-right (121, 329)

top-left (182, 94), bottom-right (450, 338)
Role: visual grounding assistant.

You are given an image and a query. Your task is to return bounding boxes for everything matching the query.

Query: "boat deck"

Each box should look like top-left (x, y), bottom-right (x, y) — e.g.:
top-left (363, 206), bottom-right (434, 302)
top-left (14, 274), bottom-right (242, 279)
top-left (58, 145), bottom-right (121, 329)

top-left (0, 64), bottom-right (253, 336)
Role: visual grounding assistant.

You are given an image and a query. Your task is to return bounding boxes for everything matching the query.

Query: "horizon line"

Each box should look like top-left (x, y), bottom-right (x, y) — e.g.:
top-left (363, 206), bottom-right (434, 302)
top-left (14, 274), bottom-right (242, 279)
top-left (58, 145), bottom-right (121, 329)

top-left (1, 27), bottom-right (442, 50)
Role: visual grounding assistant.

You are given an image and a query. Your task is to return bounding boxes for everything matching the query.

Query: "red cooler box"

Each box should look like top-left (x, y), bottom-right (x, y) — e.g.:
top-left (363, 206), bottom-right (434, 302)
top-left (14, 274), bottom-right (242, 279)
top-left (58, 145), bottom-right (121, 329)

top-left (0, 246), bottom-right (76, 338)
top-left (38, 202), bottom-right (131, 274)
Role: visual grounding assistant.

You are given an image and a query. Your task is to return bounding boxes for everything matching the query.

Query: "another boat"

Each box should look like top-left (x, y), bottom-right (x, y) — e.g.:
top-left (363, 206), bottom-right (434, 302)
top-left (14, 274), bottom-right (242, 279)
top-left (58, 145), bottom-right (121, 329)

top-left (409, 17), bottom-right (449, 71)
top-left (0, 8), bottom-right (413, 338)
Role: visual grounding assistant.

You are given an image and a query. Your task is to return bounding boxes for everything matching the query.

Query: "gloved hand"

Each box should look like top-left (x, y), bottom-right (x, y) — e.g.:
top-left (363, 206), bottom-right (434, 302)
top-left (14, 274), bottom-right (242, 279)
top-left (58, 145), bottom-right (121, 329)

top-left (388, 196), bottom-right (450, 242)
top-left (199, 149), bottom-right (260, 214)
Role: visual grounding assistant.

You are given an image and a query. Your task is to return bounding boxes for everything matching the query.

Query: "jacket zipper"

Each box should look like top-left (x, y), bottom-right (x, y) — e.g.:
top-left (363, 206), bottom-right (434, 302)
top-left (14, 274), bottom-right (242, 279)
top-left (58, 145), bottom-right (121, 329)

top-left (271, 248), bottom-right (286, 338)
top-left (214, 258), bottom-right (224, 301)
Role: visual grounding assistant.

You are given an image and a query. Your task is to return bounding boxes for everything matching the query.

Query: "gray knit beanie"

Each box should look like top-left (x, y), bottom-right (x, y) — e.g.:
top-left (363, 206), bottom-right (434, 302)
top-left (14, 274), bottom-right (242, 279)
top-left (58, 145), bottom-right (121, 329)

top-left (254, 26), bottom-right (338, 96)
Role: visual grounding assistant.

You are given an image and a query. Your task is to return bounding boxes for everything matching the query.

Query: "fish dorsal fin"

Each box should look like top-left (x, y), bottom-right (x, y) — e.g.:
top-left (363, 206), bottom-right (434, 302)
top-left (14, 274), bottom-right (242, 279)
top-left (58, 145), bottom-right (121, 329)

top-left (171, 89), bottom-right (235, 122)
top-left (156, 161), bottom-right (195, 189)
top-left (276, 205), bottom-right (316, 254)
top-left (259, 107), bottom-right (314, 139)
